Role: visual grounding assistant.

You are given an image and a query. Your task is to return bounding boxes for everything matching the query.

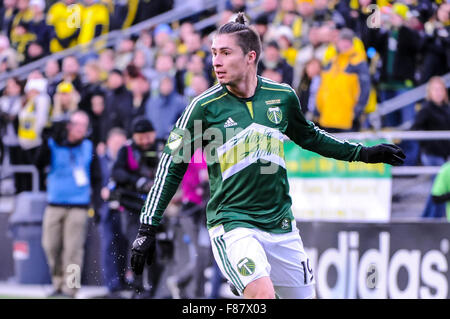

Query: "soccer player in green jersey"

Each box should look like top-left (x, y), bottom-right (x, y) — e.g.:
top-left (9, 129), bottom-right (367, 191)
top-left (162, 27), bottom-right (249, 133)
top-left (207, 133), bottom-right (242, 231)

top-left (130, 13), bottom-right (405, 299)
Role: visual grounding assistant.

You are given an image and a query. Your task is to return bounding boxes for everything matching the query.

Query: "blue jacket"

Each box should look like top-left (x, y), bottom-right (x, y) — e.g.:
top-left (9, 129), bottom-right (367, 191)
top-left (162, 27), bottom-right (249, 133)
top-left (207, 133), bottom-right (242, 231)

top-left (145, 91), bottom-right (187, 141)
top-left (46, 138), bottom-right (93, 205)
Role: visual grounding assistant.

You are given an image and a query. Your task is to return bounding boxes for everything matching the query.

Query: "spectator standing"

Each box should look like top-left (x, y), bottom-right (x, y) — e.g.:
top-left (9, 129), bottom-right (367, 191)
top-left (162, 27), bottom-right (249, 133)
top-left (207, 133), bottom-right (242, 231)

top-left (292, 24), bottom-right (329, 92)
top-left (420, 2), bottom-right (450, 83)
top-left (316, 28), bottom-right (370, 132)
top-left (98, 128), bottom-right (129, 297)
top-left (88, 90), bottom-right (109, 149)
top-left (104, 69), bottom-right (134, 135)
top-left (51, 81), bottom-right (80, 121)
top-left (145, 76), bottom-right (187, 146)
top-left (370, 3), bottom-right (424, 127)
top-left (297, 58), bottom-right (322, 118)
top-left (0, 78), bottom-right (24, 193)
top-left (78, 0), bottom-right (109, 50)
top-left (79, 60), bottom-right (105, 113)
top-left (59, 55), bottom-right (83, 94)
top-left (258, 41), bottom-right (294, 85)
top-left (27, 0), bottom-right (52, 56)
top-left (129, 74), bottom-right (150, 121)
top-left (0, 34), bottom-right (18, 73)
top-left (411, 76), bottom-right (450, 166)
top-left (36, 110), bottom-right (101, 298)
top-left (47, 0), bottom-right (84, 53)
top-left (44, 59), bottom-right (61, 95)
top-left (111, 117), bottom-right (161, 298)
top-left (0, 0), bottom-right (17, 36)
top-left (18, 77), bottom-right (50, 160)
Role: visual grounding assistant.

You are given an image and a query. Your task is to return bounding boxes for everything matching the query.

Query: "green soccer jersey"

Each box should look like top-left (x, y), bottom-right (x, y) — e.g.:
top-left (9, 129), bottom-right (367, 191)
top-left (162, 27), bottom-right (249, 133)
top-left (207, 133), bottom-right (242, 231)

top-left (140, 76), bottom-right (363, 233)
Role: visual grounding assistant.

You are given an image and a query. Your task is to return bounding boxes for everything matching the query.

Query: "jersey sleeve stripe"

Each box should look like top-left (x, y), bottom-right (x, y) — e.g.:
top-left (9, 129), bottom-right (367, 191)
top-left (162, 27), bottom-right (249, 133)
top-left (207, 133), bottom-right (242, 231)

top-left (176, 84), bottom-right (222, 130)
top-left (140, 153), bottom-right (170, 224)
top-left (180, 85), bottom-right (223, 129)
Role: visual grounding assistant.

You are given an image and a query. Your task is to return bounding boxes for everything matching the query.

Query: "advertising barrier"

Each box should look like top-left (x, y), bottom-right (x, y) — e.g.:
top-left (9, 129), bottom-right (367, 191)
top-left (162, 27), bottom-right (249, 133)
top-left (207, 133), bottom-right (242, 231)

top-left (298, 220), bottom-right (450, 299)
top-left (285, 140), bottom-right (392, 221)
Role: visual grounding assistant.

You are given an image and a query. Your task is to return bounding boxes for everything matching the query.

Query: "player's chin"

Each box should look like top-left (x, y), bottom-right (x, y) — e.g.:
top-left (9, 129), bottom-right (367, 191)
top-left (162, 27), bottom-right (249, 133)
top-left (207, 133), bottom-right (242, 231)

top-left (217, 78), bottom-right (230, 85)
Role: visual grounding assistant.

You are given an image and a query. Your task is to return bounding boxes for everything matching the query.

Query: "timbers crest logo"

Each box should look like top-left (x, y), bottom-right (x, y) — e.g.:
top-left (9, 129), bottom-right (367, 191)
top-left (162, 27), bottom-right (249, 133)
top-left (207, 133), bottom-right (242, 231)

top-left (267, 107), bottom-right (282, 124)
top-left (237, 257), bottom-right (255, 276)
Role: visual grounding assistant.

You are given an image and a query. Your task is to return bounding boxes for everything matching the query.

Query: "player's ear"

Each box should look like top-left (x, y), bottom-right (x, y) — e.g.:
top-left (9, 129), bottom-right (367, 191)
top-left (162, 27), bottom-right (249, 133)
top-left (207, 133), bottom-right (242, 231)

top-left (247, 50), bottom-right (257, 65)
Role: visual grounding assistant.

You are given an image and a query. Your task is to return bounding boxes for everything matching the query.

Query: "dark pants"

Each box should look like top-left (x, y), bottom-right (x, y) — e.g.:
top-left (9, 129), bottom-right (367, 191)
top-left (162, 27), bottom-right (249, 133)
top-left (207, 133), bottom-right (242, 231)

top-left (99, 204), bottom-right (128, 293)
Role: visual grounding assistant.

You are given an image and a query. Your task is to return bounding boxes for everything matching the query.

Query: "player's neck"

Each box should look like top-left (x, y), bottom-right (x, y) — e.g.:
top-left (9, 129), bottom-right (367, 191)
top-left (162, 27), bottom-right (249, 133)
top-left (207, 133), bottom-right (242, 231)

top-left (226, 71), bottom-right (258, 99)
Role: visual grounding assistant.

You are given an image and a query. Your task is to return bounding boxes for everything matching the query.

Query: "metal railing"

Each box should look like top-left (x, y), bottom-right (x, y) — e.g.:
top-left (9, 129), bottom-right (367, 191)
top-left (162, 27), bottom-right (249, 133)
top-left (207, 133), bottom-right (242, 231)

top-left (368, 73), bottom-right (450, 130)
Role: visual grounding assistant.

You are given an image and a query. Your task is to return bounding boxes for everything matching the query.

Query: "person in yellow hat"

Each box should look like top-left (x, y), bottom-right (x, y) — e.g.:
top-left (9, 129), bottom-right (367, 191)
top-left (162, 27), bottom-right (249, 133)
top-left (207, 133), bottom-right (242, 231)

top-left (51, 81), bottom-right (80, 122)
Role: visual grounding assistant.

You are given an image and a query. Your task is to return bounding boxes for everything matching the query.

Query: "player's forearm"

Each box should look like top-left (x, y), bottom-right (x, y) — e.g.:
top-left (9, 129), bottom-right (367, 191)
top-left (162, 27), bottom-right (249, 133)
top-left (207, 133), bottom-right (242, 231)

top-left (139, 153), bottom-right (188, 225)
top-left (300, 124), bottom-right (362, 162)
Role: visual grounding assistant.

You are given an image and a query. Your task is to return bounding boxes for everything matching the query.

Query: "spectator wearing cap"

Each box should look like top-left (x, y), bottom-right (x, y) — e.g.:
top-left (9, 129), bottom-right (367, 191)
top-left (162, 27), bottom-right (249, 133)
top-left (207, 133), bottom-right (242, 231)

top-left (316, 28), bottom-right (370, 132)
top-left (51, 81), bottom-right (80, 123)
top-left (154, 23), bottom-right (174, 52)
top-left (104, 68), bottom-right (134, 135)
top-left (258, 40), bottom-right (294, 85)
top-left (59, 55), bottom-right (83, 94)
top-left (18, 76), bottom-right (51, 151)
top-left (145, 75), bottom-right (187, 147)
top-left (111, 116), bottom-right (160, 298)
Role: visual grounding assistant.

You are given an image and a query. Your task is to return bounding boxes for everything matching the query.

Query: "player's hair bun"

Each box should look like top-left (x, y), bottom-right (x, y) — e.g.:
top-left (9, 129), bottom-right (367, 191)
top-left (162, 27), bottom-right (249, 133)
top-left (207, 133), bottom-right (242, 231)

top-left (235, 12), bottom-right (246, 25)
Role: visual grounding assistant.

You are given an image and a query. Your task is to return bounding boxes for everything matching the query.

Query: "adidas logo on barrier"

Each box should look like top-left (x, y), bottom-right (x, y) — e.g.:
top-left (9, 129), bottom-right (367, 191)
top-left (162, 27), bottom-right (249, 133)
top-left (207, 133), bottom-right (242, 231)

top-left (224, 117), bottom-right (237, 128)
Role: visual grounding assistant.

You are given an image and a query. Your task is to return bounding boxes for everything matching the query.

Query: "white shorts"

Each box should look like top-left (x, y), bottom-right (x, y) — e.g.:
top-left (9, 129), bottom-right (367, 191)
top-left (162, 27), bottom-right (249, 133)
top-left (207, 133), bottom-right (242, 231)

top-left (209, 221), bottom-right (315, 298)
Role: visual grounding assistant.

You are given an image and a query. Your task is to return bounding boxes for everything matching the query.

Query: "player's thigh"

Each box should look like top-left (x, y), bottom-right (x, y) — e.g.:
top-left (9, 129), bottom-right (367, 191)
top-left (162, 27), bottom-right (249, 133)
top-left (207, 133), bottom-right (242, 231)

top-left (274, 285), bottom-right (316, 299)
top-left (210, 227), bottom-right (271, 296)
top-left (264, 228), bottom-right (315, 289)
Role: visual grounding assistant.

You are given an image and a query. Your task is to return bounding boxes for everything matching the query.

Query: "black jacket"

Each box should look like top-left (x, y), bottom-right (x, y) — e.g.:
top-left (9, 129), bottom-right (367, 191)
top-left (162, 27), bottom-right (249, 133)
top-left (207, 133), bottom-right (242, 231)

top-left (411, 101), bottom-right (450, 158)
top-left (111, 141), bottom-right (159, 212)
top-left (105, 85), bottom-right (134, 135)
top-left (370, 26), bottom-right (424, 84)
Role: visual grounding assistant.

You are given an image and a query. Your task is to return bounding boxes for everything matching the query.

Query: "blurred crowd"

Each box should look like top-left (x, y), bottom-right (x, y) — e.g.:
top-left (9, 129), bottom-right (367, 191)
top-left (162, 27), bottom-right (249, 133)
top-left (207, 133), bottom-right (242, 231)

top-left (0, 0), bottom-right (449, 298)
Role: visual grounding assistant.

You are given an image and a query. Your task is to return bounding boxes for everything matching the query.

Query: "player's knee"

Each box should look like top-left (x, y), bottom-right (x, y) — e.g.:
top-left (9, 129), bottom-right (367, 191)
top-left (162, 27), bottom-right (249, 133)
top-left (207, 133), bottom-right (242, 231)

top-left (243, 277), bottom-right (275, 299)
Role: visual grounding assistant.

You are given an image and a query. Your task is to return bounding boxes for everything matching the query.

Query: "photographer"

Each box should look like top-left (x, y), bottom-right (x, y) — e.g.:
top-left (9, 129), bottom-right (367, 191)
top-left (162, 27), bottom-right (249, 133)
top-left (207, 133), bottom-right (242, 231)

top-left (111, 116), bottom-right (169, 298)
top-left (35, 110), bottom-right (102, 298)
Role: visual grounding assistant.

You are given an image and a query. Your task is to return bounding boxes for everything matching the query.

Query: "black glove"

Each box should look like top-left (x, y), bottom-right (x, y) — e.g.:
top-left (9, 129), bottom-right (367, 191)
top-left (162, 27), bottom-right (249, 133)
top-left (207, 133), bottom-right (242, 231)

top-left (130, 224), bottom-right (157, 275)
top-left (359, 143), bottom-right (406, 166)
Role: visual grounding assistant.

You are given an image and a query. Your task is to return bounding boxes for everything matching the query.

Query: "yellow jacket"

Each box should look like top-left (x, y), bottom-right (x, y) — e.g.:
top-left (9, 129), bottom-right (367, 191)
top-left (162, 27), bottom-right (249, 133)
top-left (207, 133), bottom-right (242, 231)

top-left (78, 3), bottom-right (109, 49)
top-left (316, 46), bottom-right (370, 130)
top-left (47, 2), bottom-right (84, 52)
